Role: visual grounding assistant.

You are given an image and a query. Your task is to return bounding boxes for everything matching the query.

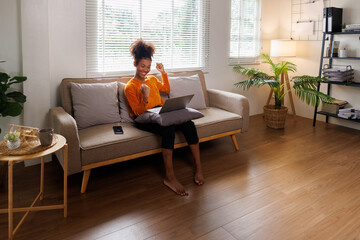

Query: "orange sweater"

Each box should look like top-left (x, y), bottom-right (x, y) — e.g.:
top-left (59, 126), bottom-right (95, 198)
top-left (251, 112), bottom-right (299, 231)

top-left (125, 73), bottom-right (170, 118)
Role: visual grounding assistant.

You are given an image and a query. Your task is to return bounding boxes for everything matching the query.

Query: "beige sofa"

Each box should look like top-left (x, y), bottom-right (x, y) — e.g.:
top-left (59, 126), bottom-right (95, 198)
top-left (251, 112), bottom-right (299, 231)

top-left (49, 70), bottom-right (249, 193)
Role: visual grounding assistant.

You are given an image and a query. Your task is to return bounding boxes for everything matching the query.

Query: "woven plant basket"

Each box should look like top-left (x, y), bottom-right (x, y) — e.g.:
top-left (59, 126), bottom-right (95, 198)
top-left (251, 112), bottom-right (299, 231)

top-left (263, 105), bottom-right (288, 129)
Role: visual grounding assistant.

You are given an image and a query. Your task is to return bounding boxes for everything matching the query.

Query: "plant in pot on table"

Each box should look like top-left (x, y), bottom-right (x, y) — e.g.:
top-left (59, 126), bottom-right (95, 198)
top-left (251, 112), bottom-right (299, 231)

top-left (234, 53), bottom-right (334, 129)
top-left (4, 131), bottom-right (21, 150)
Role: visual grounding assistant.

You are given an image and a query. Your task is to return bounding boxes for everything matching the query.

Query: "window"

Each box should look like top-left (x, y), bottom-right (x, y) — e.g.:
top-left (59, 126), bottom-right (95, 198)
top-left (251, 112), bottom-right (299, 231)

top-left (86, 0), bottom-right (209, 77)
top-left (229, 0), bottom-right (261, 65)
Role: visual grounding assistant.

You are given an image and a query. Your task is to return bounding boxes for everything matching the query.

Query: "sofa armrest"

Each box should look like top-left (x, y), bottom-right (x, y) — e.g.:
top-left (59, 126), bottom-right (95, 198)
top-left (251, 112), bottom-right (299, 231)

top-left (49, 107), bottom-right (82, 175)
top-left (207, 89), bottom-right (249, 132)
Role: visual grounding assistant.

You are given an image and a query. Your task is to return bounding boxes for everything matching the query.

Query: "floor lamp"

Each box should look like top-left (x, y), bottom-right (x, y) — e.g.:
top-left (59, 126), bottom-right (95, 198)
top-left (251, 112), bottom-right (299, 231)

top-left (267, 39), bottom-right (297, 117)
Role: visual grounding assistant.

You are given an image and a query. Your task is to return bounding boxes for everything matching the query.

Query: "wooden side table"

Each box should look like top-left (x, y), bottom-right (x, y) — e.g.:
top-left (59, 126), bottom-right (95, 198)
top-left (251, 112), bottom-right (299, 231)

top-left (0, 134), bottom-right (68, 240)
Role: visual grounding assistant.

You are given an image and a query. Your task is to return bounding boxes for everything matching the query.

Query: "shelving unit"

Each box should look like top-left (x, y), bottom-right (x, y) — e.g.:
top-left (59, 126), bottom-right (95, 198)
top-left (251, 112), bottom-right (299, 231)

top-left (313, 31), bottom-right (360, 126)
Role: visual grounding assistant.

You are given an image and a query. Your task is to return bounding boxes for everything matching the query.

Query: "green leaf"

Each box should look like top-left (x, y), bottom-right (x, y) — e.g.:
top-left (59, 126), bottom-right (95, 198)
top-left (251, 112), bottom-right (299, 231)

top-left (9, 76), bottom-right (27, 85)
top-left (0, 84), bottom-right (8, 92)
top-left (234, 78), bottom-right (268, 90)
top-left (6, 91), bottom-right (27, 103)
top-left (0, 93), bottom-right (7, 108)
top-left (294, 87), bottom-right (334, 107)
top-left (233, 65), bottom-right (271, 80)
top-left (0, 72), bottom-right (10, 83)
top-left (1, 102), bottom-right (23, 117)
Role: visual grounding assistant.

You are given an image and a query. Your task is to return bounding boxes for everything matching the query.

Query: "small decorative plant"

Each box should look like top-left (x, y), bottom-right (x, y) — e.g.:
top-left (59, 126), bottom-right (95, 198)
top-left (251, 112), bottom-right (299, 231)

top-left (4, 131), bottom-right (20, 142)
top-left (4, 131), bottom-right (21, 150)
top-left (0, 72), bottom-right (27, 134)
top-left (234, 53), bottom-right (334, 109)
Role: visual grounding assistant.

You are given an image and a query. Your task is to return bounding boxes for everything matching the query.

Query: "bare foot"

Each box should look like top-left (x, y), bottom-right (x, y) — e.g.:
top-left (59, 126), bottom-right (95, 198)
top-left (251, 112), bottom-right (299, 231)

top-left (194, 171), bottom-right (204, 185)
top-left (163, 178), bottom-right (188, 196)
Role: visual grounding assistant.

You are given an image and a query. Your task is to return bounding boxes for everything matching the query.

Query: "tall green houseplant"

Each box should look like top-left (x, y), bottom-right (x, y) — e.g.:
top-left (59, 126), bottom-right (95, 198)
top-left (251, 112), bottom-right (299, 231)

top-left (234, 53), bottom-right (333, 109)
top-left (0, 72), bottom-right (27, 133)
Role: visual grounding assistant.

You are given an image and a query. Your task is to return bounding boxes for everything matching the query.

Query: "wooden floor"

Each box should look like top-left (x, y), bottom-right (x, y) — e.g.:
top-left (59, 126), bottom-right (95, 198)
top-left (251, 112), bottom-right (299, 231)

top-left (1, 114), bottom-right (360, 240)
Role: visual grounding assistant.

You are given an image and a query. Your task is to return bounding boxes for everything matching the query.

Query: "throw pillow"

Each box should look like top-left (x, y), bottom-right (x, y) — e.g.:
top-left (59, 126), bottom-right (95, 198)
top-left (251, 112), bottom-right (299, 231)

top-left (134, 108), bottom-right (204, 127)
top-left (118, 82), bottom-right (135, 123)
top-left (70, 82), bottom-right (120, 129)
top-left (168, 74), bottom-right (206, 109)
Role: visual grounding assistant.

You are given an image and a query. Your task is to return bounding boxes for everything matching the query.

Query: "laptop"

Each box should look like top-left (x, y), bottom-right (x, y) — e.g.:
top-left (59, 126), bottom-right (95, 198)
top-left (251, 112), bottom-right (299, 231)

top-left (147, 94), bottom-right (194, 114)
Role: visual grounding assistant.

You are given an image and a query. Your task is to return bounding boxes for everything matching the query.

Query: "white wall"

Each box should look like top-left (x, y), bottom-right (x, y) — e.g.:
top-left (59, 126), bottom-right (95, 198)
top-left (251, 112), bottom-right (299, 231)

top-left (206, 0), bottom-right (282, 115)
top-left (20, 0), bottom-right (85, 165)
top-left (0, 0), bottom-right (22, 138)
top-left (21, 0), bottom-right (86, 132)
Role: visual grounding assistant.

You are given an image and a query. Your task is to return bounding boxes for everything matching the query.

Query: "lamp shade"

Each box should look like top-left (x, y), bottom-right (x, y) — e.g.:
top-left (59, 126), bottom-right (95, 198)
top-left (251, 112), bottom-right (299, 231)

top-left (270, 40), bottom-right (296, 57)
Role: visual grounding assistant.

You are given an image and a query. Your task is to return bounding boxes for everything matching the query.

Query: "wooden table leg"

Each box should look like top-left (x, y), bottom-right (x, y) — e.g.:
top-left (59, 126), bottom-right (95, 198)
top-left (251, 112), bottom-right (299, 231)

top-left (8, 161), bottom-right (14, 240)
top-left (40, 156), bottom-right (45, 200)
top-left (64, 144), bottom-right (68, 218)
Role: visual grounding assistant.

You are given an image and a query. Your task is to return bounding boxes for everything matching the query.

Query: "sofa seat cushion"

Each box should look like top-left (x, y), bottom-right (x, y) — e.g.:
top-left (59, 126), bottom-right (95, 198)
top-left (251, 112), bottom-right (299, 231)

top-left (171, 108), bottom-right (242, 145)
top-left (183, 107), bottom-right (242, 142)
top-left (79, 123), bottom-right (161, 166)
top-left (79, 107), bottom-right (242, 166)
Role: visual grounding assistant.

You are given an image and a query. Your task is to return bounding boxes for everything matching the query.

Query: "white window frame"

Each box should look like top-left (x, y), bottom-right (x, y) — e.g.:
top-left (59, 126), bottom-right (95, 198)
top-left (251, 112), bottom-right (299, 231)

top-left (229, 0), bottom-right (262, 65)
top-left (86, 0), bottom-right (210, 77)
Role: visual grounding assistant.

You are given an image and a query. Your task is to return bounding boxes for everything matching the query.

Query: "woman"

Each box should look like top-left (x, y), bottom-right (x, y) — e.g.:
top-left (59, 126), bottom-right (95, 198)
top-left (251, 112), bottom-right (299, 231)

top-left (125, 39), bottom-right (204, 196)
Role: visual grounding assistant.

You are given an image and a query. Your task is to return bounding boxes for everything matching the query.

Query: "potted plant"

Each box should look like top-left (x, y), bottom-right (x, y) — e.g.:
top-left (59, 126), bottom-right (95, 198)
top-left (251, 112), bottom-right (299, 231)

top-left (0, 72), bottom-right (27, 134)
top-left (234, 53), bottom-right (333, 128)
top-left (0, 72), bottom-right (26, 187)
top-left (4, 131), bottom-right (21, 149)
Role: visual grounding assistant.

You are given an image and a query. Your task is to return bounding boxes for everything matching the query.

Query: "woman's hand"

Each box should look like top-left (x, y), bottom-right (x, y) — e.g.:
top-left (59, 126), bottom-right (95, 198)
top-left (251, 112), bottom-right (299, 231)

top-left (156, 63), bottom-right (166, 74)
top-left (140, 84), bottom-right (150, 103)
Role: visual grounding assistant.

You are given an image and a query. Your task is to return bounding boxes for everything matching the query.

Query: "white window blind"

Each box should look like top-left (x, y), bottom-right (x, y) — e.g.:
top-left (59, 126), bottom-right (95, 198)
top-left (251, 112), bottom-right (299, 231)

top-left (229, 0), bottom-right (261, 65)
top-left (86, 0), bottom-right (209, 77)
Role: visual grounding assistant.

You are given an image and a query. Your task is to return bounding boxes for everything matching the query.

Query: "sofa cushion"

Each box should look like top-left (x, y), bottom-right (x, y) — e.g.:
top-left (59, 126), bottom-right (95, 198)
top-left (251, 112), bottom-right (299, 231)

top-left (168, 74), bottom-right (206, 109)
top-left (118, 82), bottom-right (135, 123)
top-left (78, 107), bottom-right (242, 166)
top-left (70, 82), bottom-right (121, 129)
top-left (194, 107), bottom-right (243, 138)
top-left (134, 108), bottom-right (204, 126)
top-left (79, 123), bottom-right (160, 165)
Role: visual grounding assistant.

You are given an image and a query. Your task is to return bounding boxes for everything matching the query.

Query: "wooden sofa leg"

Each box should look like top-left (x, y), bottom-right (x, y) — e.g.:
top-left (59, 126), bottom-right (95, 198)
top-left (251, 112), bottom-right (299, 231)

top-left (81, 170), bottom-right (91, 194)
top-left (231, 135), bottom-right (239, 151)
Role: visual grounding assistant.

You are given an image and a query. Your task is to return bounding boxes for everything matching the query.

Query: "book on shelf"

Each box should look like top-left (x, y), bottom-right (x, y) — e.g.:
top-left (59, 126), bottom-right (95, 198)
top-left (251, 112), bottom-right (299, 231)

top-left (345, 29), bottom-right (360, 32)
top-left (331, 41), bottom-right (340, 57)
top-left (321, 99), bottom-right (348, 115)
top-left (344, 24), bottom-right (360, 32)
top-left (345, 24), bottom-right (360, 29)
top-left (338, 108), bottom-right (360, 119)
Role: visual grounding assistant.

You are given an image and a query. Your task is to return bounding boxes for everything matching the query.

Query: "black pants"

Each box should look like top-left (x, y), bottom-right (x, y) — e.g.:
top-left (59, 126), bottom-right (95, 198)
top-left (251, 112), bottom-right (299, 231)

top-left (135, 121), bottom-right (199, 149)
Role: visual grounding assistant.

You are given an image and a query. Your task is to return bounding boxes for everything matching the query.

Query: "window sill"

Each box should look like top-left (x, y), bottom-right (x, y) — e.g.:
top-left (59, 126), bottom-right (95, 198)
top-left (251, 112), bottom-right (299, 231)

top-left (228, 58), bottom-right (260, 66)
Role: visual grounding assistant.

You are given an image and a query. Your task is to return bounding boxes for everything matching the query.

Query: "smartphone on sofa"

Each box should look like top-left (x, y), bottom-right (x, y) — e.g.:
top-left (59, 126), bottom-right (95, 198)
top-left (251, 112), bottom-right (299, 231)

top-left (113, 126), bottom-right (124, 134)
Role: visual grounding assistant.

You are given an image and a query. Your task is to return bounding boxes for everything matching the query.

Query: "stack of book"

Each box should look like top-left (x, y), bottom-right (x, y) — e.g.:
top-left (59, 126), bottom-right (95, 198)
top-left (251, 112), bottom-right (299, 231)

top-left (338, 108), bottom-right (360, 119)
top-left (323, 65), bottom-right (354, 83)
top-left (322, 99), bottom-right (348, 115)
top-left (345, 24), bottom-right (360, 32)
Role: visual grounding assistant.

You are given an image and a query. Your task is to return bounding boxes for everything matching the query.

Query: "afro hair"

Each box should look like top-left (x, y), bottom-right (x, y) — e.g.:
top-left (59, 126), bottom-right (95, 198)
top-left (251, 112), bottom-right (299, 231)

top-left (130, 39), bottom-right (155, 65)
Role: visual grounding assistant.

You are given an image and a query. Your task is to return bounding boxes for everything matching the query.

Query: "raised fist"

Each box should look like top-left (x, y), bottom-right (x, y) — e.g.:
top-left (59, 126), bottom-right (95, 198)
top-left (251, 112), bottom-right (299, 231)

top-left (156, 63), bottom-right (165, 74)
top-left (140, 84), bottom-right (150, 103)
